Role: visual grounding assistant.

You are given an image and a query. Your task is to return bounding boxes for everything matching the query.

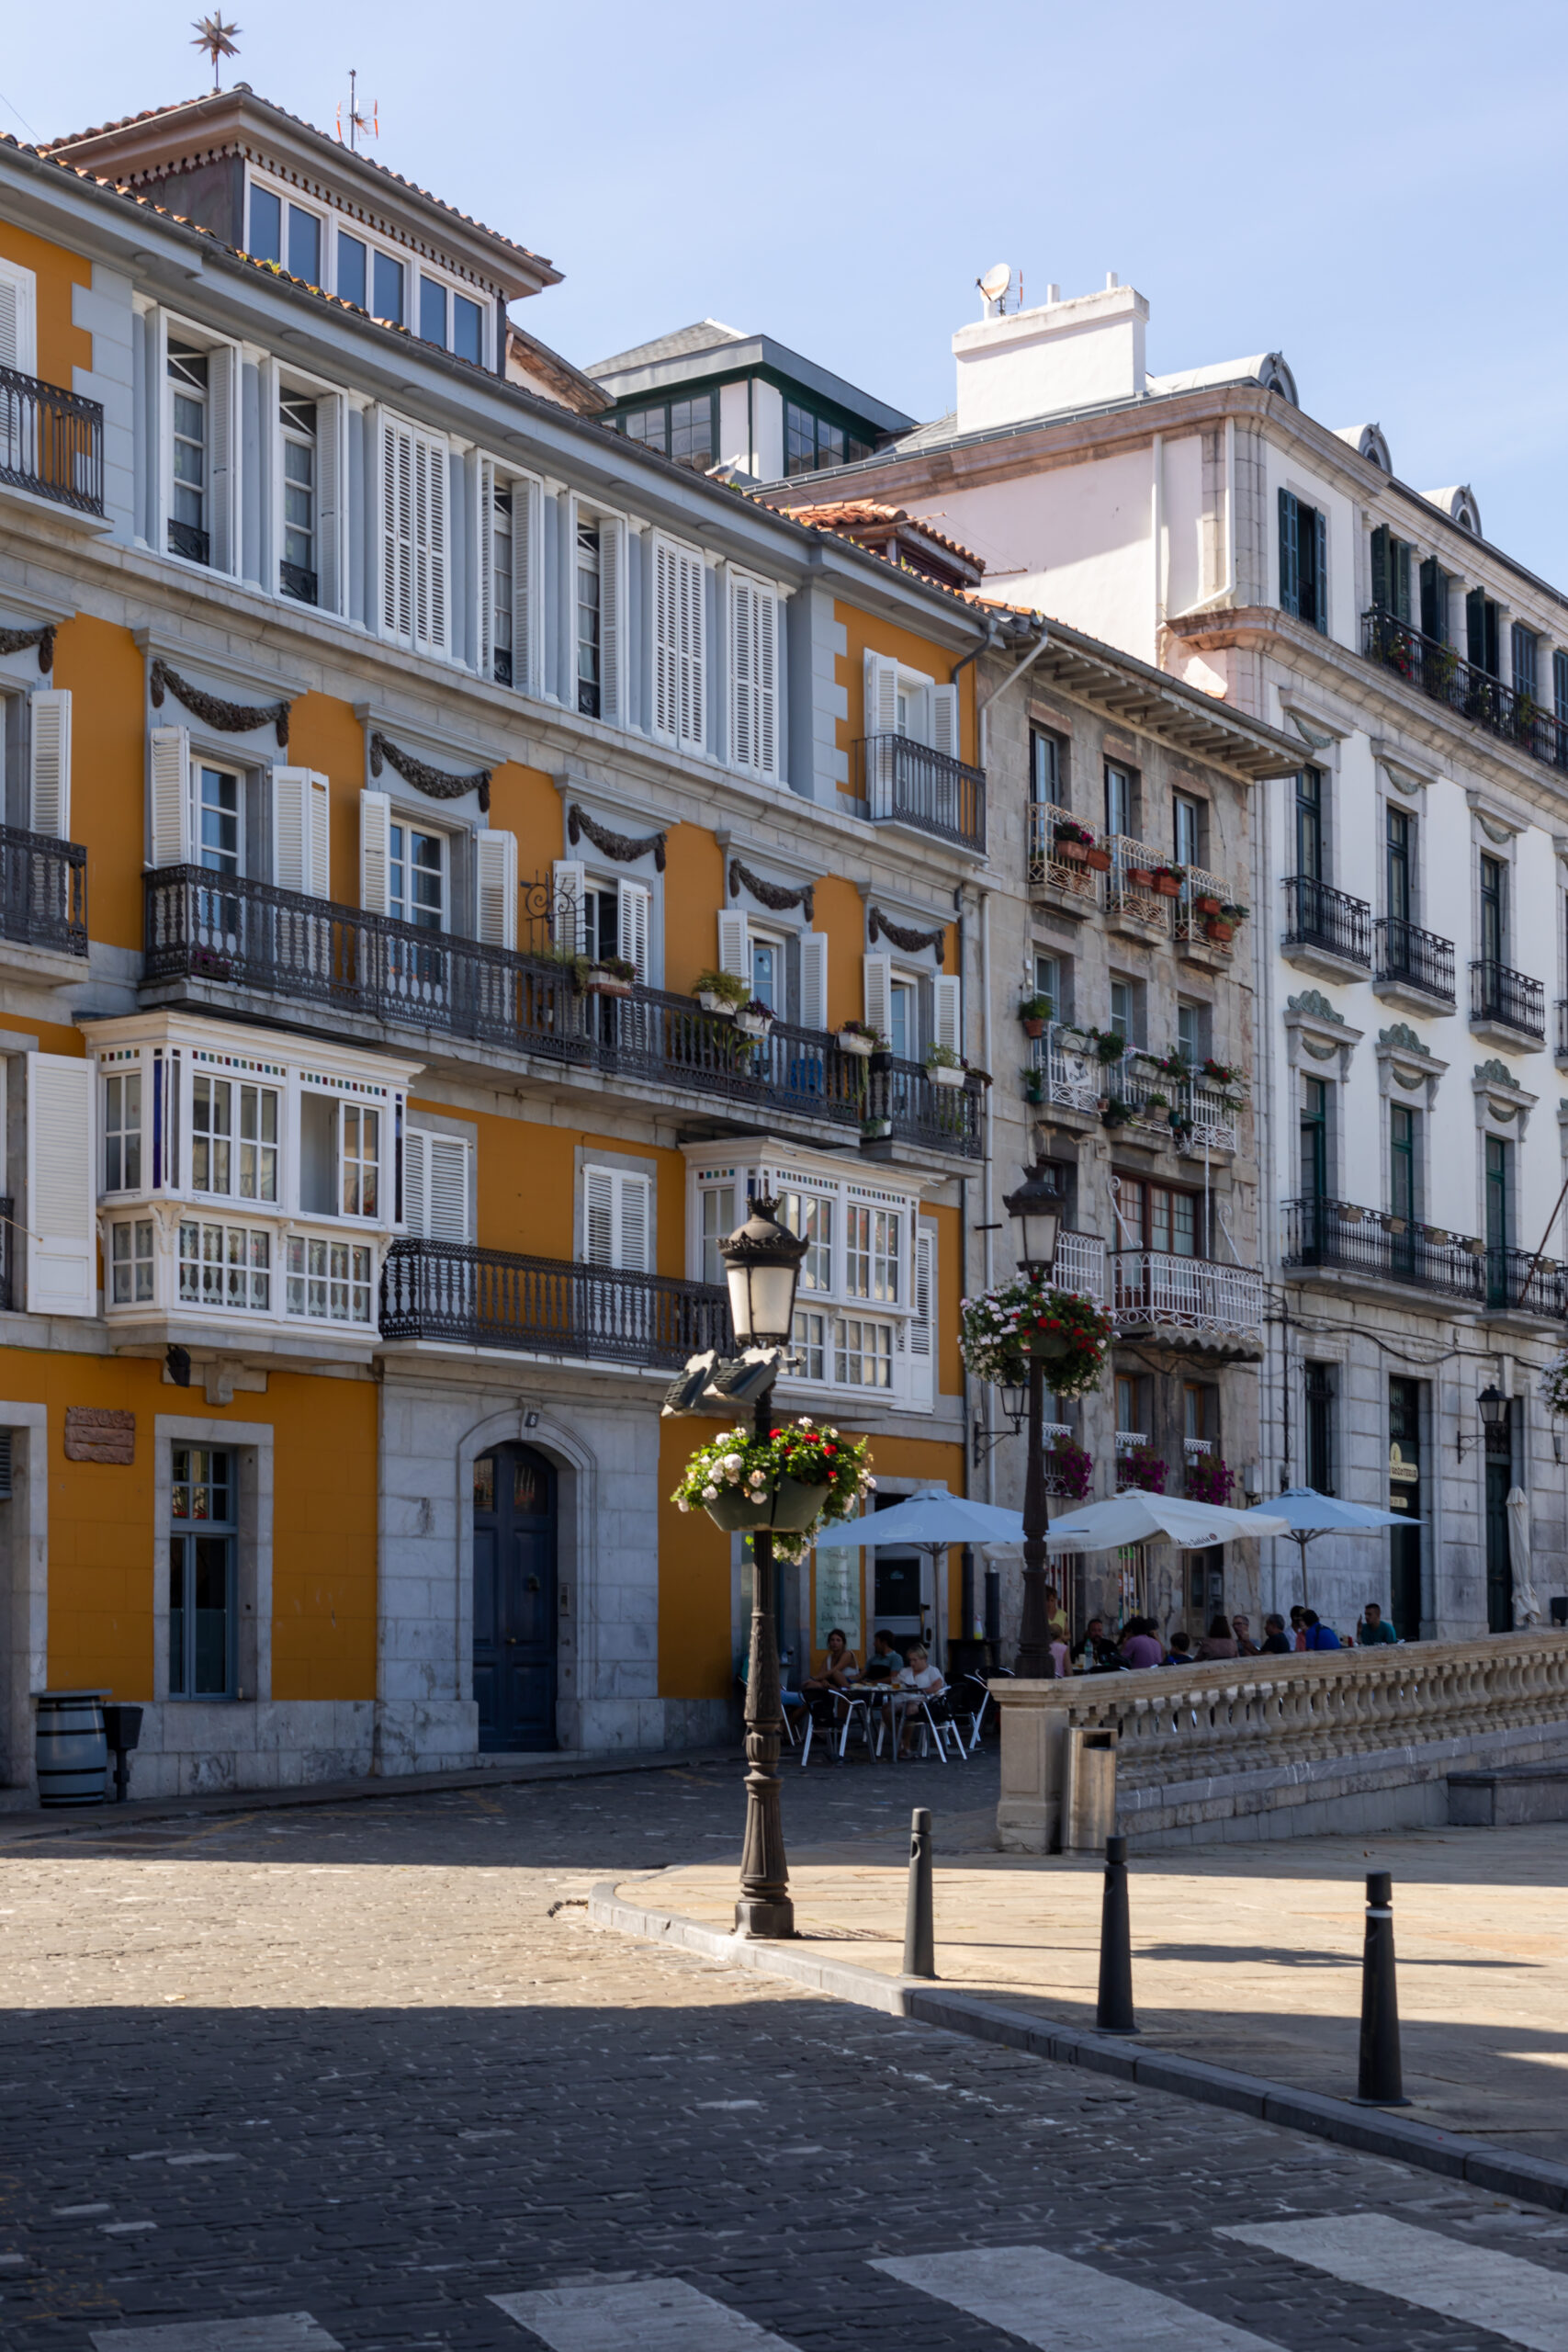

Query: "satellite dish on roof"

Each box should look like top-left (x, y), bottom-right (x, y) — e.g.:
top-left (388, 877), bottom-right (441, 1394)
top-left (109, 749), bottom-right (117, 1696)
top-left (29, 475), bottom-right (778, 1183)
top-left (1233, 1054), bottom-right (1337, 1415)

top-left (979, 263), bottom-right (1011, 303)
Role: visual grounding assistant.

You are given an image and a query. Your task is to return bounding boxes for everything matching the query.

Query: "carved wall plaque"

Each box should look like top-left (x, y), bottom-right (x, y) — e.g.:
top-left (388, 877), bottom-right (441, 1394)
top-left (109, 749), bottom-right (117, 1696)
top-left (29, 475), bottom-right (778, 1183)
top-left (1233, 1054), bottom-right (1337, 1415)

top-left (64, 1408), bottom-right (135, 1464)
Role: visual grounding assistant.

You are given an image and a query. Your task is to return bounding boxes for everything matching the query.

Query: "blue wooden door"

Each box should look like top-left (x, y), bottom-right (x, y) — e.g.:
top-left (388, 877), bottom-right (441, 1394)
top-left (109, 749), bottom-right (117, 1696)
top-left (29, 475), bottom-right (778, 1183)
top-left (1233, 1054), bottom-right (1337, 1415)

top-left (473, 1444), bottom-right (558, 1751)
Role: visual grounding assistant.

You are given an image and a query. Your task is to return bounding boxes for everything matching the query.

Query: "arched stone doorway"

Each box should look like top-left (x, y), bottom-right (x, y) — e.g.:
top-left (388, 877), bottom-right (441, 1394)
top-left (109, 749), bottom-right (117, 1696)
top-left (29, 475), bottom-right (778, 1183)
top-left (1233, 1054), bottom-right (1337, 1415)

top-left (472, 1442), bottom-right (558, 1751)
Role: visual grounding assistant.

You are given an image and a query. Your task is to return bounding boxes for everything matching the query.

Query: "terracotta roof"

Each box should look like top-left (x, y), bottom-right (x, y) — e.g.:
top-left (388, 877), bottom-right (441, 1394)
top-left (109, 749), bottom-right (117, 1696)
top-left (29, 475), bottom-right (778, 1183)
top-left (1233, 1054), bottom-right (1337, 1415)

top-left (40, 86), bottom-right (558, 281)
top-left (769, 497), bottom-right (985, 575)
top-left (506, 322), bottom-right (611, 417)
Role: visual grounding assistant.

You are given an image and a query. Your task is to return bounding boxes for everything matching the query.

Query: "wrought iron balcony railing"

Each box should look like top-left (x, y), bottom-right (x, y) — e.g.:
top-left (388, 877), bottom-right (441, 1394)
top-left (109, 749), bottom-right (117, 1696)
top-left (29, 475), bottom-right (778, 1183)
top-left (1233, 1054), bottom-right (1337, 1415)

top-left (1110, 1250), bottom-right (1266, 1340)
top-left (1026, 805), bottom-right (1101, 902)
top-left (1281, 1195), bottom-right (1568, 1317)
top-left (1027, 1024), bottom-right (1244, 1153)
top-left (1471, 958), bottom-right (1545, 1042)
top-left (0, 366), bottom-right (103, 516)
top-left (853, 733), bottom-right (986, 852)
top-left (1557, 1000), bottom-right (1568, 1059)
top-left (166, 518), bottom-right (209, 566)
top-left (380, 1239), bottom-right (732, 1367)
top-left (0, 824), bottom-right (87, 957)
top-left (143, 868), bottom-right (982, 1158)
top-left (1283, 875), bottom-right (1372, 968)
top-left (279, 561), bottom-right (318, 607)
top-left (1363, 607), bottom-right (1568, 773)
top-left (1375, 916), bottom-right (1456, 1004)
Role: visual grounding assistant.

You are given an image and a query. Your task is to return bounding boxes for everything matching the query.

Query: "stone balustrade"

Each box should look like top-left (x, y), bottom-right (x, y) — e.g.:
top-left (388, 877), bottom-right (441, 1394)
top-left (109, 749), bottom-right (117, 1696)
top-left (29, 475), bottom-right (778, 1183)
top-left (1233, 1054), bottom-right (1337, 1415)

top-left (993, 1629), bottom-right (1568, 1852)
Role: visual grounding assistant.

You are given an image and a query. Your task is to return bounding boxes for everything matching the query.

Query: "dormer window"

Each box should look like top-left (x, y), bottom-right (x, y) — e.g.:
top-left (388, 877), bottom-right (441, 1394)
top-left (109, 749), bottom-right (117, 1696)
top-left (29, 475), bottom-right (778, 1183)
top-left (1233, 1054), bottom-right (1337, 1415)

top-left (247, 183), bottom-right (322, 285)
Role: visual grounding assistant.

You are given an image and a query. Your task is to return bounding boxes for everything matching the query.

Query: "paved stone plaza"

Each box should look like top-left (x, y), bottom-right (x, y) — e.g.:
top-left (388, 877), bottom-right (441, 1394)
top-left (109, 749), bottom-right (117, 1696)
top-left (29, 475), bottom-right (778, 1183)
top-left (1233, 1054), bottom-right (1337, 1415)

top-left (2, 1762), bottom-right (1567, 2352)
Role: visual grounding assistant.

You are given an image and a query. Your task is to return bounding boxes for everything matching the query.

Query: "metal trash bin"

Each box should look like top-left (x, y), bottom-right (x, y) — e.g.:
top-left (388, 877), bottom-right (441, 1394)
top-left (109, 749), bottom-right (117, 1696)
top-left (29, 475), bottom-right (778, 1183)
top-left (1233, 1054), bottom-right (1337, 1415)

top-left (36, 1690), bottom-right (110, 1807)
top-left (1062, 1724), bottom-right (1117, 1853)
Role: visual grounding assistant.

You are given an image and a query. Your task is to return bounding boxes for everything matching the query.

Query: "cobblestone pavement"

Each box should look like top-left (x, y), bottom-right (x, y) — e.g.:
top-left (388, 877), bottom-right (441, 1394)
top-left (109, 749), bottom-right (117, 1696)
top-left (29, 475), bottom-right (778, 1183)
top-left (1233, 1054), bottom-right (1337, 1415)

top-left (2, 1758), bottom-right (1566, 2352)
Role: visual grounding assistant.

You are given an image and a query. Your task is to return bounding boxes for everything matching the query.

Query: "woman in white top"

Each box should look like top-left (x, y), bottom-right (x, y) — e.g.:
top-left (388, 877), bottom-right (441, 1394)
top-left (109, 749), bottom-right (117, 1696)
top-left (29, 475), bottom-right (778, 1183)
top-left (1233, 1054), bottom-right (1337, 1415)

top-left (893, 1645), bottom-right (944, 1757)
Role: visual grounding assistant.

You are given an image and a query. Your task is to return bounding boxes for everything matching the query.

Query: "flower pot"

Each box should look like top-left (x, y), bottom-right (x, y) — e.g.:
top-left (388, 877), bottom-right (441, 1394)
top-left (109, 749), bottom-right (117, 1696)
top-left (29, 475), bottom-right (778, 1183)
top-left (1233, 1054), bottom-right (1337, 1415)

top-left (1195, 895), bottom-right (1222, 916)
top-left (703, 1474), bottom-right (829, 1535)
top-left (1085, 848), bottom-right (1112, 873)
top-left (1204, 920), bottom-right (1235, 944)
top-left (1127, 868), bottom-right (1156, 889)
top-left (697, 991), bottom-right (734, 1015)
top-left (929, 1063), bottom-right (964, 1089)
top-left (1154, 875), bottom-right (1181, 897)
top-left (735, 1012), bottom-right (772, 1037)
top-left (1021, 1017), bottom-right (1045, 1040)
top-left (1055, 837), bottom-right (1089, 863)
top-left (588, 971), bottom-right (633, 997)
top-left (1026, 1330), bottom-right (1072, 1361)
top-left (837, 1030), bottom-right (874, 1057)
top-left (861, 1118), bottom-right (892, 1139)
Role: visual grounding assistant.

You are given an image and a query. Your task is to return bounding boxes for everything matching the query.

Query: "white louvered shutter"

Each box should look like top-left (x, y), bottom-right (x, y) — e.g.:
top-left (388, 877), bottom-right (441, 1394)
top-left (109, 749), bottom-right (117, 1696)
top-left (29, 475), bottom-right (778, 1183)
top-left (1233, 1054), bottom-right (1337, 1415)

top-left (512, 472), bottom-right (541, 696)
top-left (653, 537), bottom-right (679, 740)
top-left (477, 457), bottom-right (495, 678)
top-left (598, 515), bottom-right (624, 726)
top-left (910, 1224), bottom-right (936, 1410)
top-left (380, 415), bottom-right (414, 644)
top-left (477, 827), bottom-right (519, 949)
top-left (207, 343), bottom-right (236, 574)
top-left (584, 1164), bottom-right (615, 1265)
top-left (933, 973), bottom-right (963, 1057)
top-left (307, 771), bottom-right (330, 899)
top-left (863, 952), bottom-right (892, 1040)
top-left (413, 435), bottom-right (448, 656)
top-left (360, 788), bottom-right (392, 915)
top-left (316, 393), bottom-right (344, 616)
top-left (618, 878), bottom-right (649, 982)
top-left (866, 650), bottom-right (900, 736)
top-left (27, 1051), bottom-right (95, 1317)
top-left (148, 725), bottom-right (191, 868)
top-left (428, 1135), bottom-right (470, 1241)
top-left (272, 766), bottom-right (310, 893)
top-left (0, 257), bottom-right (37, 375)
top-left (932, 684), bottom-right (960, 761)
top-left (28, 689), bottom-right (71, 837)
top-left (799, 931), bottom-right (829, 1035)
top-left (403, 1126), bottom-right (427, 1235)
top-left (552, 857), bottom-right (586, 955)
top-left (618, 1171), bottom-right (650, 1273)
top-left (730, 575), bottom-right (778, 779)
top-left (717, 908), bottom-right (749, 980)
top-left (679, 547), bottom-right (705, 749)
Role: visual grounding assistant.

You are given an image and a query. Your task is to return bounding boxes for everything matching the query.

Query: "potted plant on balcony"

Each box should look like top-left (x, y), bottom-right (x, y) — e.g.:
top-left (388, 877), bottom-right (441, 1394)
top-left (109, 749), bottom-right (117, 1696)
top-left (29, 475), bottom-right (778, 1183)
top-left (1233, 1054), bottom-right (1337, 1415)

top-left (1100, 1096), bottom-right (1137, 1130)
top-left (735, 996), bottom-right (776, 1037)
top-left (860, 1114), bottom-right (893, 1140)
top-left (1152, 863), bottom-right (1185, 898)
top-left (1126, 857), bottom-right (1157, 889)
top-left (1090, 1027), bottom-right (1128, 1064)
top-left (1022, 1067), bottom-right (1046, 1106)
top-left (960, 1275), bottom-right (1111, 1395)
top-left (1185, 1453), bottom-right (1234, 1507)
top-left (1118, 1444), bottom-right (1168, 1494)
top-left (1045, 1436), bottom-right (1094, 1500)
top-left (586, 954), bottom-right (637, 997)
top-left (925, 1043), bottom-right (965, 1090)
top-left (1051, 819), bottom-right (1095, 864)
top-left (693, 967), bottom-right (749, 1015)
top-left (1085, 841), bottom-right (1113, 873)
top-left (1019, 993), bottom-right (1054, 1040)
top-left (835, 1017), bottom-right (884, 1057)
top-left (671, 1416), bottom-right (873, 1547)
top-left (1194, 890), bottom-right (1223, 917)
top-left (1201, 1058), bottom-right (1244, 1089)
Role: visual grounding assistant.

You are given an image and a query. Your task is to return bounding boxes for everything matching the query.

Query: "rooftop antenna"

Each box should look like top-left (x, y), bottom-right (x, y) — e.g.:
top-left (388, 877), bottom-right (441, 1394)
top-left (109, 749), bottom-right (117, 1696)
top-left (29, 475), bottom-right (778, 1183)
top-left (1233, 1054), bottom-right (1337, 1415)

top-left (337, 69), bottom-right (378, 151)
top-left (190, 13), bottom-right (241, 92)
top-left (977, 262), bottom-right (1010, 321)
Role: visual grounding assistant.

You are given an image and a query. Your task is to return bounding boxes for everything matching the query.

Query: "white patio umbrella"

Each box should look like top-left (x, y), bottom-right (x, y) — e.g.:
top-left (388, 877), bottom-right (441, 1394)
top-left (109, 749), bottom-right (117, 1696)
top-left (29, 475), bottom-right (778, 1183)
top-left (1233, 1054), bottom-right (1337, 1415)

top-left (811, 1486), bottom-right (1024, 1666)
top-left (1235, 1487), bottom-right (1418, 1615)
top-left (1043, 1491), bottom-right (1290, 1554)
top-left (1507, 1487), bottom-right (1541, 1626)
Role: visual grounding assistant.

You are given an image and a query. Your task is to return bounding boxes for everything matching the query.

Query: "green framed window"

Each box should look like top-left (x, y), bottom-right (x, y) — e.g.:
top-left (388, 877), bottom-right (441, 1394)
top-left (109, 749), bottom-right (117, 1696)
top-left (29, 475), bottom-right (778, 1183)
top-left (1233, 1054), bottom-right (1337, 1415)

top-left (1279, 488), bottom-right (1327, 631)
top-left (784, 400), bottom-right (875, 477)
top-left (169, 1445), bottom-right (236, 1699)
top-left (620, 395), bottom-right (717, 472)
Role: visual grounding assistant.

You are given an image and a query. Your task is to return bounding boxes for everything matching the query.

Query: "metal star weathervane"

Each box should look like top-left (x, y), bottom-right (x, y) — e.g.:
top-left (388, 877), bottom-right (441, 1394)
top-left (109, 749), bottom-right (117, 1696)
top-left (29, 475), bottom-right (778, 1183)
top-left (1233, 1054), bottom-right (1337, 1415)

top-left (191, 15), bottom-right (241, 91)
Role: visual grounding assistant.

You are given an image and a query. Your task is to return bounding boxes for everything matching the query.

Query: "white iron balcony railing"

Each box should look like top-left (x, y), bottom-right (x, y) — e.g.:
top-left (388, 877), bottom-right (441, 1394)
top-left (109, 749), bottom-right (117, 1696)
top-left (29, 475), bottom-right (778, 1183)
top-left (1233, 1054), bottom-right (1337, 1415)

top-left (1028, 1025), bottom-right (1245, 1153)
top-left (1104, 834), bottom-right (1177, 922)
top-left (1027, 805), bottom-right (1103, 903)
top-left (1110, 1249), bottom-right (1267, 1341)
top-left (1053, 1227), bottom-right (1107, 1306)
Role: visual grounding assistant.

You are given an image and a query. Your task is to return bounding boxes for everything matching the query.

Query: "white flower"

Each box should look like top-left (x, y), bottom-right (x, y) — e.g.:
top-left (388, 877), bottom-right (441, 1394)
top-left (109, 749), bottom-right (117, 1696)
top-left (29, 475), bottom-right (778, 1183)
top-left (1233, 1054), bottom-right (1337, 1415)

top-left (722, 1453), bottom-right (743, 1474)
top-left (798, 1415), bottom-right (814, 1427)
top-left (827, 1427), bottom-right (839, 1438)
top-left (866, 1476), bottom-right (877, 1488)
top-left (677, 1498), bottom-right (690, 1513)
top-left (748, 1470), bottom-right (767, 1488)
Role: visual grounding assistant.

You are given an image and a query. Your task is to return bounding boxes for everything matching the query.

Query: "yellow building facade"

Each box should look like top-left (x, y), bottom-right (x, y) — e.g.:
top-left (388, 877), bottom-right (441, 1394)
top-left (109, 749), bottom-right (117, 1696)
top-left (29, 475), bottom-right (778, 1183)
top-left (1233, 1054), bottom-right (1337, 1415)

top-left (0, 93), bottom-right (987, 1794)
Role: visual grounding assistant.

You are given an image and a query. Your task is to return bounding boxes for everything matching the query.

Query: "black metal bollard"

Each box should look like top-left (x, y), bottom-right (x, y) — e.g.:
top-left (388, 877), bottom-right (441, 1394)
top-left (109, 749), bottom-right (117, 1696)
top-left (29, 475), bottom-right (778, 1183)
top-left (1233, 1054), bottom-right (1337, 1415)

top-left (1355, 1868), bottom-right (1411, 2105)
top-left (903, 1806), bottom-right (935, 1978)
top-left (1095, 1832), bottom-right (1137, 2034)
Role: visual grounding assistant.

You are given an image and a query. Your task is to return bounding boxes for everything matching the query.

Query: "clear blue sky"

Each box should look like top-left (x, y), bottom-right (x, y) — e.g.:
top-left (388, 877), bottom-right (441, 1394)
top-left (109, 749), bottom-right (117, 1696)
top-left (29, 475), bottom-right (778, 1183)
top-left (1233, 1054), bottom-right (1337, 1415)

top-left (6, 1), bottom-right (1566, 582)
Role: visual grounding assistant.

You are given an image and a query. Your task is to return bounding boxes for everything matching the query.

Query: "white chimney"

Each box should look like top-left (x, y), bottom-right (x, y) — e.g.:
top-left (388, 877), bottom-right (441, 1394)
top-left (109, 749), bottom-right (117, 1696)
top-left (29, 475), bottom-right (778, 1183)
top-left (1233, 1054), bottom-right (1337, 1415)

top-left (952, 281), bottom-right (1148, 436)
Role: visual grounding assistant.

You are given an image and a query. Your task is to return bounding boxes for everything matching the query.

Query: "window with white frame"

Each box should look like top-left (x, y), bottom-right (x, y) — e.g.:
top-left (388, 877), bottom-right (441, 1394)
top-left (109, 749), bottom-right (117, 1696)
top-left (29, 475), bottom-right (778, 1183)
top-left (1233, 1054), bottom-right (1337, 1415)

top-left (377, 412), bottom-right (448, 655)
top-left (247, 181), bottom-right (322, 285)
top-left (775, 1189), bottom-right (832, 1291)
top-left (167, 341), bottom-right (211, 566)
top-left (103, 1071), bottom-right (141, 1193)
top-left (863, 650), bottom-right (958, 760)
top-left (700, 1182), bottom-right (736, 1286)
top-left (577, 518), bottom-right (603, 718)
top-left (191, 1075), bottom-right (279, 1203)
top-left (405, 1128), bottom-right (472, 1242)
top-left (729, 571), bottom-right (779, 779)
top-left (583, 1164), bottom-right (650, 1272)
top-left (179, 1218), bottom-right (272, 1312)
top-left (285, 1235), bottom-right (374, 1324)
top-left (491, 481), bottom-right (513, 683)
top-left (279, 392), bottom-right (318, 606)
top-left (846, 1203), bottom-right (900, 1303)
top-left (389, 820), bottom-right (445, 930)
top-left (298, 1091), bottom-right (381, 1220)
top-left (109, 1217), bottom-right (154, 1305)
top-left (653, 534), bottom-right (704, 749)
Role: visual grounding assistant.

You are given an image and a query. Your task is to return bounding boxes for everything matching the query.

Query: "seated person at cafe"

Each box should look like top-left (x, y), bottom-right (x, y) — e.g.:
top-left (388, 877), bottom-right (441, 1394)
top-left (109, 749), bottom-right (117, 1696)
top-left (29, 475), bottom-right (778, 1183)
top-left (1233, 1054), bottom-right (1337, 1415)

top-left (802, 1627), bottom-right (860, 1723)
top-left (1071, 1615), bottom-right (1122, 1671)
top-left (1044, 1588), bottom-right (1068, 1645)
top-left (894, 1644), bottom-right (945, 1756)
top-left (1260, 1612), bottom-right (1292, 1654)
top-left (1164, 1628), bottom-right (1195, 1664)
top-left (1119, 1615), bottom-right (1165, 1669)
top-left (863, 1630), bottom-right (902, 1680)
top-left (1358, 1601), bottom-right (1398, 1645)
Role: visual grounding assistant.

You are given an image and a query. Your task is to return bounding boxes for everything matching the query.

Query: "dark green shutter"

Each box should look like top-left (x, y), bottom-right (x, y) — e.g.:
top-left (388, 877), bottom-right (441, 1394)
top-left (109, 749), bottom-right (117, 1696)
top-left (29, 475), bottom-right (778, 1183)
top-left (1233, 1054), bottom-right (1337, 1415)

top-left (1279, 487), bottom-right (1298, 616)
top-left (1313, 509), bottom-right (1328, 632)
top-left (1467, 587), bottom-right (1486, 670)
top-left (1371, 526), bottom-right (1389, 613)
top-left (1393, 538), bottom-right (1411, 622)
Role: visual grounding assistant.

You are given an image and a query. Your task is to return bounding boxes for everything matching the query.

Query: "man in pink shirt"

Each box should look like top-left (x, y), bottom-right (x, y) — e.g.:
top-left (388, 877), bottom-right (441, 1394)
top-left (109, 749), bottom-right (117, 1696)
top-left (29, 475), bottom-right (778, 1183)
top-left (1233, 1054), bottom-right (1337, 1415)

top-left (1119, 1615), bottom-right (1165, 1669)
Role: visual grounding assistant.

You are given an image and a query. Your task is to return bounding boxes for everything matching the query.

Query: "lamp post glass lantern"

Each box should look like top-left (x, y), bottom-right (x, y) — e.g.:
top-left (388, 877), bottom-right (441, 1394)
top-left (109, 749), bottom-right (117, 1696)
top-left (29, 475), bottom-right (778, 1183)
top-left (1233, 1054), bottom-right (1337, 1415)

top-left (1004, 1162), bottom-right (1062, 1679)
top-left (718, 1193), bottom-right (808, 1939)
top-left (1477, 1385), bottom-right (1507, 1434)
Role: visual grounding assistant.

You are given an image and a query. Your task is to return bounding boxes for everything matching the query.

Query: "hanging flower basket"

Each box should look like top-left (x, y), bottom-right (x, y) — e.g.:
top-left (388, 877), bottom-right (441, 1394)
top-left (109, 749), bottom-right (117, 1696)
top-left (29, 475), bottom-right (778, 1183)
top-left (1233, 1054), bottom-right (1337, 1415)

top-left (671, 1419), bottom-right (874, 1552)
top-left (960, 1276), bottom-right (1112, 1399)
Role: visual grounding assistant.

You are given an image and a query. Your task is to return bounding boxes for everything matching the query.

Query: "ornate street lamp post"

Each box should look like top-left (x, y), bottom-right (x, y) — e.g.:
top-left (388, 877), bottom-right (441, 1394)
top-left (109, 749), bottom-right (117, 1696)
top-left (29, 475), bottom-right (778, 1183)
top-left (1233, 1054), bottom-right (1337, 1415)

top-left (718, 1193), bottom-right (807, 1939)
top-left (1003, 1162), bottom-right (1062, 1680)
